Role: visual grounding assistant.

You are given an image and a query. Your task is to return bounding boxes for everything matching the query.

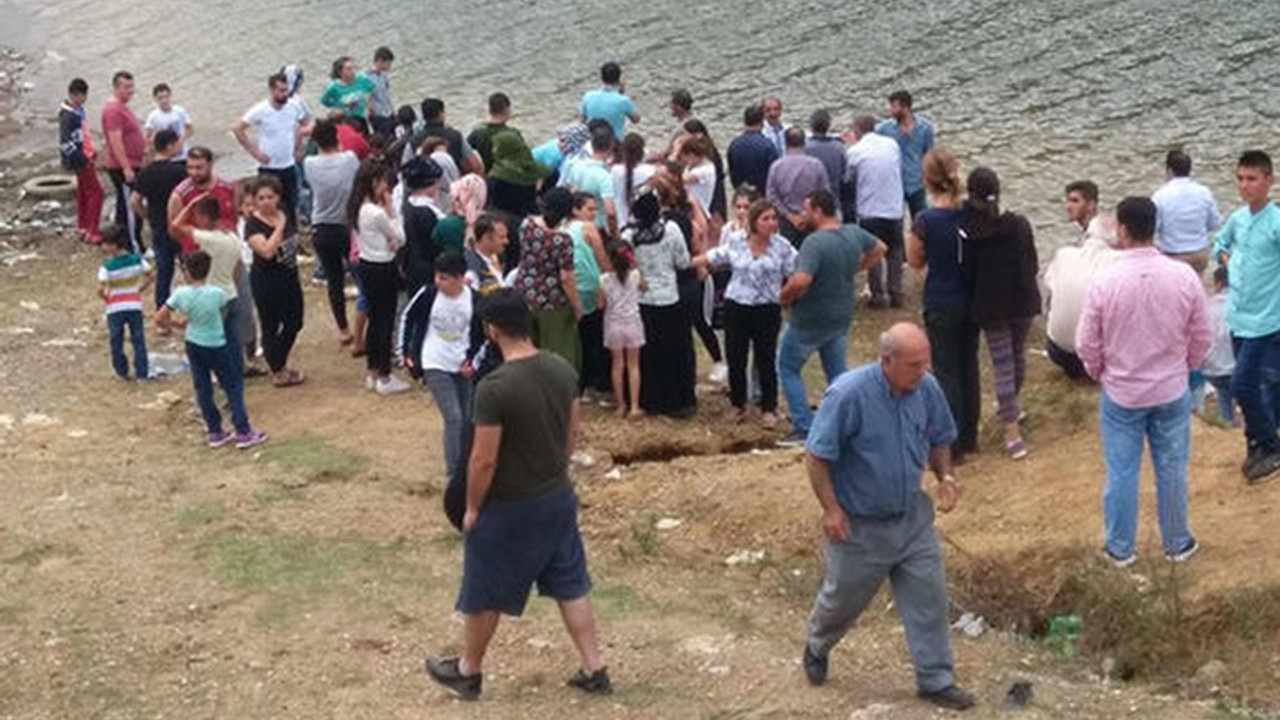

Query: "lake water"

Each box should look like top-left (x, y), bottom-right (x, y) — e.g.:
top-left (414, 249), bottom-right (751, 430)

top-left (6, 0), bottom-right (1279, 251)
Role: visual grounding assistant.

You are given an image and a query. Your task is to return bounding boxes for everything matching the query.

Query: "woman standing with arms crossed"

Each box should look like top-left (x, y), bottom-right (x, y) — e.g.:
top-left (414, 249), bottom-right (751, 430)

top-left (961, 167), bottom-right (1040, 459)
top-left (906, 149), bottom-right (980, 462)
top-left (244, 176), bottom-right (306, 387)
top-left (349, 160), bottom-right (411, 395)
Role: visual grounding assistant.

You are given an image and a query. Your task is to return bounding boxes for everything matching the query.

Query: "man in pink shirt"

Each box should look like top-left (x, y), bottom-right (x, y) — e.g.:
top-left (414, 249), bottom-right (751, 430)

top-left (1076, 197), bottom-right (1211, 567)
top-left (100, 70), bottom-right (147, 253)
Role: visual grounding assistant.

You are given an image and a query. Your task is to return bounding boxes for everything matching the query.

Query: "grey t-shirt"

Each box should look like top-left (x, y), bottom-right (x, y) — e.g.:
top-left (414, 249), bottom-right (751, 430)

top-left (789, 225), bottom-right (879, 343)
top-left (304, 151), bottom-right (359, 226)
top-left (472, 351), bottom-right (579, 504)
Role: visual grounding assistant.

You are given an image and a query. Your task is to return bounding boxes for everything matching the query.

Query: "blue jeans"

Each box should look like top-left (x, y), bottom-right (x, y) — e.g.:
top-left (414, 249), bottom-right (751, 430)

top-left (107, 310), bottom-right (148, 379)
top-left (423, 370), bottom-right (473, 483)
top-left (777, 324), bottom-right (847, 434)
top-left (152, 227), bottom-right (180, 310)
top-left (1100, 391), bottom-right (1193, 558)
top-left (1231, 332), bottom-right (1280, 453)
top-left (1190, 371), bottom-right (1234, 423)
top-left (186, 341), bottom-right (250, 435)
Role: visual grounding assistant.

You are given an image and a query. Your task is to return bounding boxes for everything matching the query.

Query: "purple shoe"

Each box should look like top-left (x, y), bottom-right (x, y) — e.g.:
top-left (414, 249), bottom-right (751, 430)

top-left (208, 430), bottom-right (233, 448)
top-left (234, 429), bottom-right (267, 450)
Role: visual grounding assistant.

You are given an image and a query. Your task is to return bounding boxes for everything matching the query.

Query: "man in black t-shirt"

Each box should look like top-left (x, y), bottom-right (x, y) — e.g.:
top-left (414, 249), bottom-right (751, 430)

top-left (424, 289), bottom-right (611, 700)
top-left (130, 129), bottom-right (188, 309)
top-left (405, 97), bottom-right (484, 174)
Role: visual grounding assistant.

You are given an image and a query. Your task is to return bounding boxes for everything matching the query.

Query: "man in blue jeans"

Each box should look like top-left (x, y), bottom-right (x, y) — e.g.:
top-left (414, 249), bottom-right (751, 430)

top-left (1076, 197), bottom-right (1210, 565)
top-left (1213, 150), bottom-right (1280, 482)
top-left (777, 190), bottom-right (886, 445)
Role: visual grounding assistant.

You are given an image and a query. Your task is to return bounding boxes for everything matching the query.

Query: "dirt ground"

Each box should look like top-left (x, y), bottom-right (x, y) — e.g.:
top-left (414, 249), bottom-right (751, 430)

top-left (2, 133), bottom-right (1279, 717)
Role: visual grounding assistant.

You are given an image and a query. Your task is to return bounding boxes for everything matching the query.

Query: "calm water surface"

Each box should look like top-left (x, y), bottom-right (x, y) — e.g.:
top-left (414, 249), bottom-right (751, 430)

top-left (7, 0), bottom-right (1279, 252)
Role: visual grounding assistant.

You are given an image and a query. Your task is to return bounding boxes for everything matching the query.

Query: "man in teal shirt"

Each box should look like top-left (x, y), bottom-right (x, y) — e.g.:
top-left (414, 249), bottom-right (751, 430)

top-left (1212, 150), bottom-right (1280, 482)
top-left (558, 127), bottom-right (617, 236)
top-left (579, 62), bottom-right (639, 141)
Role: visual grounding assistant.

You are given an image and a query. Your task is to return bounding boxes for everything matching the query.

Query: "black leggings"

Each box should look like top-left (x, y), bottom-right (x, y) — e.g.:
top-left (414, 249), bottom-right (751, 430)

top-left (312, 223), bottom-right (349, 331)
top-left (680, 276), bottom-right (722, 363)
top-left (250, 266), bottom-right (304, 372)
top-left (360, 260), bottom-right (399, 376)
top-left (724, 301), bottom-right (781, 411)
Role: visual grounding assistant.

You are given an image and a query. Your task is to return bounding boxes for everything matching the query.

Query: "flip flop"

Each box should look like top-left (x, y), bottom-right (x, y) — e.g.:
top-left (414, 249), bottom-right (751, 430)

top-left (273, 369), bottom-right (306, 388)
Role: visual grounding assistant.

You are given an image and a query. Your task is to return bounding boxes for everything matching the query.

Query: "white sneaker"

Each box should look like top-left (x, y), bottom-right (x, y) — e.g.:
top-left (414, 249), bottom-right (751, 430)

top-left (365, 374), bottom-right (377, 391)
top-left (708, 362), bottom-right (728, 384)
top-left (375, 375), bottom-right (411, 395)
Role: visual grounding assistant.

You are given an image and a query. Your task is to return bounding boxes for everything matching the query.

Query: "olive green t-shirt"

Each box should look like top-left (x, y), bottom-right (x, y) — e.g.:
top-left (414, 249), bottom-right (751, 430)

top-left (472, 351), bottom-right (578, 503)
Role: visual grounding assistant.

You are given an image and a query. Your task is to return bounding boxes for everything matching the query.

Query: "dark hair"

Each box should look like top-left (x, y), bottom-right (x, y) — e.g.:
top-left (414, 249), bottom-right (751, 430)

top-left (193, 195), bottom-right (221, 223)
top-left (966, 167), bottom-right (1001, 219)
top-left (680, 119), bottom-right (720, 158)
top-left (680, 135), bottom-right (712, 159)
top-left (589, 125), bottom-right (613, 154)
top-left (784, 127), bottom-right (806, 149)
top-left (607, 241), bottom-right (633, 284)
top-left (1115, 196), bottom-right (1157, 243)
top-left (421, 97), bottom-right (445, 122)
top-left (601, 61), bottom-right (622, 85)
top-left (573, 191), bottom-right (596, 212)
top-left (805, 189), bottom-right (837, 218)
top-left (1064, 180), bottom-right (1099, 204)
top-left (543, 187), bottom-right (576, 227)
top-left (853, 115), bottom-right (876, 135)
top-left (435, 251), bottom-right (466, 277)
top-left (330, 55), bottom-right (354, 80)
top-left (151, 83), bottom-right (171, 97)
top-left (153, 129), bottom-right (180, 152)
top-left (809, 108), bottom-right (831, 135)
top-left (474, 212), bottom-right (502, 243)
top-left (1213, 265), bottom-right (1228, 289)
top-left (743, 104), bottom-right (765, 127)
top-left (267, 72), bottom-right (287, 89)
top-left (99, 224), bottom-right (127, 249)
top-left (68, 78), bottom-right (88, 96)
top-left (251, 174), bottom-right (284, 199)
top-left (396, 104), bottom-right (416, 128)
top-left (111, 71), bottom-right (133, 87)
top-left (671, 88), bottom-right (693, 112)
top-left (888, 89), bottom-right (913, 108)
top-left (1238, 150), bottom-right (1273, 176)
top-left (621, 133), bottom-right (646, 207)
top-left (488, 92), bottom-right (511, 116)
top-left (187, 146), bottom-right (213, 163)
top-left (312, 118), bottom-right (339, 150)
top-left (746, 198), bottom-right (776, 235)
top-left (186, 250), bottom-right (212, 280)
top-left (1166, 150), bottom-right (1192, 177)
top-left (480, 287), bottom-right (532, 339)
top-left (732, 183), bottom-right (761, 205)
top-left (374, 46), bottom-right (395, 63)
top-left (347, 160), bottom-right (395, 227)
top-left (419, 136), bottom-right (448, 155)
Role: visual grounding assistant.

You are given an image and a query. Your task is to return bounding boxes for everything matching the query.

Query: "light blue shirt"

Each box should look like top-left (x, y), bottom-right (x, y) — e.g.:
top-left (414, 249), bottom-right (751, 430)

top-left (579, 86), bottom-right (635, 140)
top-left (1152, 177), bottom-right (1222, 254)
top-left (807, 363), bottom-right (956, 519)
top-left (166, 284), bottom-right (227, 348)
top-left (531, 138), bottom-right (564, 173)
top-left (558, 156), bottom-right (615, 229)
top-left (875, 116), bottom-right (935, 195)
top-left (1213, 202), bottom-right (1280, 338)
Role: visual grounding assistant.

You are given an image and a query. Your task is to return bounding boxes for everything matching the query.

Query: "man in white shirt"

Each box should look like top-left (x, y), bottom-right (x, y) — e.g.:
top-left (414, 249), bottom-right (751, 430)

top-left (762, 96), bottom-right (790, 158)
top-left (844, 115), bottom-right (904, 308)
top-left (232, 72), bottom-right (308, 231)
top-left (143, 83), bottom-right (193, 160)
top-left (1152, 150), bottom-right (1222, 274)
top-left (1043, 180), bottom-right (1119, 379)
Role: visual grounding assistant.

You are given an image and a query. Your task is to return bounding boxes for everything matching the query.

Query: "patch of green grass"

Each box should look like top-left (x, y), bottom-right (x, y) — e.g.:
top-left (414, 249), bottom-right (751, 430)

top-left (252, 485), bottom-right (305, 508)
top-left (177, 501), bottom-right (226, 526)
top-left (202, 530), bottom-right (406, 589)
top-left (620, 513), bottom-right (660, 560)
top-left (3, 541), bottom-right (76, 567)
top-left (592, 582), bottom-right (654, 616)
top-left (0, 604), bottom-right (25, 625)
top-left (257, 433), bottom-right (366, 482)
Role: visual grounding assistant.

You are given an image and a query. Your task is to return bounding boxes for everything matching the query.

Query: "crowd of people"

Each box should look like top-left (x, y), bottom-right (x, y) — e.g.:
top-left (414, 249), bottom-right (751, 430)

top-left (56, 49), bottom-right (1280, 711)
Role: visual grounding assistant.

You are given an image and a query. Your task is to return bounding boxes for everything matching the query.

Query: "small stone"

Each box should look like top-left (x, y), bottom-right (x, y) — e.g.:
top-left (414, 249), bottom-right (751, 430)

top-left (655, 517), bottom-right (683, 531)
top-left (1195, 659), bottom-right (1227, 684)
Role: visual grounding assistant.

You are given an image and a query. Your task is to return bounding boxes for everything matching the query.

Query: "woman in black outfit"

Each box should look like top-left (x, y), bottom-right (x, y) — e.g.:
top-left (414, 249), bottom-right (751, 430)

top-left (243, 175), bottom-right (305, 387)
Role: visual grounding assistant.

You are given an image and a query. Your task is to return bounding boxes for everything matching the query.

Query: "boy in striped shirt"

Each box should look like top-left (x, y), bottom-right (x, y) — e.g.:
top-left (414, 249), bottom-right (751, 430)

top-left (97, 225), bottom-right (152, 379)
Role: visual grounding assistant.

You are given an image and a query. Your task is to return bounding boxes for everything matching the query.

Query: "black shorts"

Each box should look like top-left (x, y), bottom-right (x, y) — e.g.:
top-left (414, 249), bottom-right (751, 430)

top-left (456, 487), bottom-right (592, 616)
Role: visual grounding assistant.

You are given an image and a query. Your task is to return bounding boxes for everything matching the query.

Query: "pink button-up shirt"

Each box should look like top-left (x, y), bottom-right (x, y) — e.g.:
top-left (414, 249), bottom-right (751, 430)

top-left (1075, 247), bottom-right (1211, 409)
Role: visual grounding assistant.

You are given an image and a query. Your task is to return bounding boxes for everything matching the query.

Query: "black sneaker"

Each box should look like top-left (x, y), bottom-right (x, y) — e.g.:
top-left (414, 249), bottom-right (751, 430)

top-left (777, 430), bottom-right (808, 448)
top-left (424, 656), bottom-right (482, 700)
top-left (802, 645), bottom-right (828, 686)
top-left (566, 667), bottom-right (612, 694)
top-left (1244, 451), bottom-right (1280, 484)
top-left (919, 685), bottom-right (976, 711)
top-left (1166, 538), bottom-right (1199, 563)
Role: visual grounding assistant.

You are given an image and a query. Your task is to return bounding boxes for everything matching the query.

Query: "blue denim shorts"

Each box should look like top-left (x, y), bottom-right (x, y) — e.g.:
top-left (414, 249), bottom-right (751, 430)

top-left (457, 487), bottom-right (591, 616)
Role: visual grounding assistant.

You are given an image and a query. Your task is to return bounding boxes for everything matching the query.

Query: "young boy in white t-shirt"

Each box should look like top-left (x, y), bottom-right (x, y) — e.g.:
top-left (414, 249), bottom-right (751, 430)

top-left (144, 83), bottom-right (193, 160)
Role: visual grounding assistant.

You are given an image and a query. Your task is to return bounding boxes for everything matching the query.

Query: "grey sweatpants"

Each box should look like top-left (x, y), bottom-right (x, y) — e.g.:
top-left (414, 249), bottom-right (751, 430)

top-left (806, 491), bottom-right (955, 693)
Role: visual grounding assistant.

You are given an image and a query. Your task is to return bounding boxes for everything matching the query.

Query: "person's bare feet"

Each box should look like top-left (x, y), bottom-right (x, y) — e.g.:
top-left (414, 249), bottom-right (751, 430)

top-left (627, 409), bottom-right (645, 421)
top-left (614, 406), bottom-right (627, 419)
top-left (339, 331), bottom-right (354, 346)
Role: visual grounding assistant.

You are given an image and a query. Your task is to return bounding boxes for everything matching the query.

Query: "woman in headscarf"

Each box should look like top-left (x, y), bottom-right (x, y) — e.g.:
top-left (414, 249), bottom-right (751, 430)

top-left (487, 131), bottom-right (549, 271)
top-left (513, 186), bottom-right (582, 368)
top-left (432, 173), bottom-right (487, 255)
top-left (531, 122), bottom-right (590, 186)
top-left (961, 166), bottom-right (1040, 460)
top-left (625, 191), bottom-right (696, 418)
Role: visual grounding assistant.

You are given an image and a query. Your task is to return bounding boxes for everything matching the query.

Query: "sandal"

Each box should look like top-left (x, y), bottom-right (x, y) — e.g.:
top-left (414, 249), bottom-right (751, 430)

top-left (1005, 437), bottom-right (1028, 460)
top-left (273, 369), bottom-right (306, 388)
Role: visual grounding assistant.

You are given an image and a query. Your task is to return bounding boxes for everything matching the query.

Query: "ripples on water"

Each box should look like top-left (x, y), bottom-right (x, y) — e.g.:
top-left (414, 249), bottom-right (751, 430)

top-left (13, 0), bottom-right (1280, 251)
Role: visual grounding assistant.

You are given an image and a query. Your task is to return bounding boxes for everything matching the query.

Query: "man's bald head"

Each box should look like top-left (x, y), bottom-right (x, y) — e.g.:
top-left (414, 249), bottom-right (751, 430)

top-left (879, 323), bottom-right (931, 395)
